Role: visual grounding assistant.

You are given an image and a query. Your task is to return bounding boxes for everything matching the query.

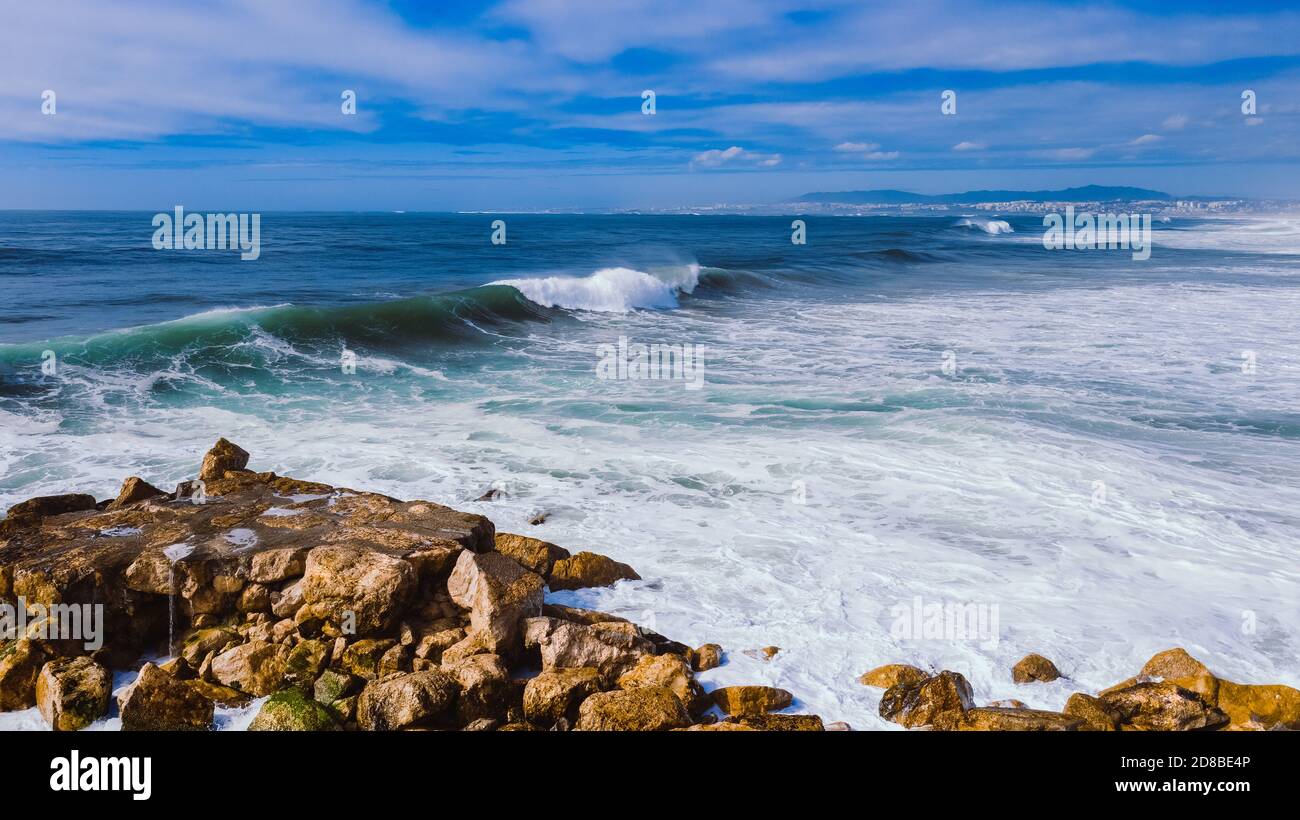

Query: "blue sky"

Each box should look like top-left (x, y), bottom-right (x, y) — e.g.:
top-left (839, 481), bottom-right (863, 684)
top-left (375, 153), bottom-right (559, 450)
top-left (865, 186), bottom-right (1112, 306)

top-left (1, 0), bottom-right (1298, 209)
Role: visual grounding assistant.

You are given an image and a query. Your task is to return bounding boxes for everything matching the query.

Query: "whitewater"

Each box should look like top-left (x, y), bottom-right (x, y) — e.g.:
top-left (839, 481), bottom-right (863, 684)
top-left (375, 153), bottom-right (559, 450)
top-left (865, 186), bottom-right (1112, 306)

top-left (2, 212), bottom-right (1298, 729)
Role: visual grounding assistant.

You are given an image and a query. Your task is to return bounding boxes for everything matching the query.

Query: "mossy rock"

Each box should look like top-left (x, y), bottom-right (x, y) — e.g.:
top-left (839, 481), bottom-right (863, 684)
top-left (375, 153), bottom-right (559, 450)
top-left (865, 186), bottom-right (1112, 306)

top-left (248, 688), bottom-right (340, 731)
top-left (313, 669), bottom-right (356, 704)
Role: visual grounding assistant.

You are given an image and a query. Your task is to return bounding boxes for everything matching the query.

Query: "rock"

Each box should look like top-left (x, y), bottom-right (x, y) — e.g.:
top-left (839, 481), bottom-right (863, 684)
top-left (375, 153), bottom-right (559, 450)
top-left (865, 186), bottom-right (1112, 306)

top-left (958, 707), bottom-right (1081, 731)
top-left (300, 546), bottom-right (417, 636)
top-left (2, 493), bottom-right (97, 526)
top-left (179, 627), bottom-right (240, 666)
top-left (735, 713), bottom-right (825, 731)
top-left (879, 671), bottom-right (974, 730)
top-left (1012, 653), bottom-right (1061, 684)
top-left (691, 643), bottom-right (723, 672)
top-left (1140, 647), bottom-right (1210, 680)
top-left (711, 685), bottom-right (793, 716)
top-left (123, 551), bottom-right (175, 595)
top-left (743, 646), bottom-right (781, 662)
top-left (463, 718), bottom-right (499, 731)
top-left (444, 654), bottom-right (511, 725)
top-left (314, 669), bottom-right (357, 704)
top-left (523, 667), bottom-right (603, 727)
top-left (250, 547), bottom-right (309, 584)
top-left (547, 551), bottom-right (640, 591)
top-left (493, 532), bottom-right (570, 577)
top-left (987, 699), bottom-right (1028, 709)
top-left (522, 616), bottom-right (653, 683)
top-left (1101, 682), bottom-right (1229, 731)
top-left (284, 639), bottom-right (331, 683)
top-left (238, 583), bottom-right (273, 613)
top-left (675, 722), bottom-right (757, 731)
top-left (1212, 681), bottom-right (1300, 731)
top-left (119, 662), bottom-right (214, 730)
top-left (248, 688), bottom-right (340, 731)
top-left (210, 641), bottom-right (290, 696)
top-left (825, 721), bottom-right (853, 731)
top-left (199, 437), bottom-right (250, 481)
top-left (574, 687), bottom-right (690, 731)
top-left (356, 670), bottom-right (459, 731)
top-left (108, 477), bottom-right (166, 510)
top-left (528, 512), bottom-right (549, 526)
top-left (378, 643), bottom-right (410, 677)
top-left (341, 639), bottom-right (397, 680)
top-left (36, 657), bottom-right (111, 731)
top-left (1064, 693), bottom-right (1121, 731)
top-left (187, 679), bottom-right (251, 707)
top-left (446, 550), bottom-right (543, 655)
top-left (0, 639), bottom-right (47, 710)
top-left (272, 579), bottom-right (305, 619)
top-left (618, 653), bottom-right (708, 716)
top-left (859, 663), bottom-right (929, 689)
top-left (541, 604), bottom-right (628, 626)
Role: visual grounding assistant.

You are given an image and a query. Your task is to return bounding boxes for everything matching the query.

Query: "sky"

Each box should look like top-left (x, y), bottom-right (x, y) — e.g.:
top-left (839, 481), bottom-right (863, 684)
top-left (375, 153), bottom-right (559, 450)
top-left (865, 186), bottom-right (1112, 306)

top-left (1, 0), bottom-right (1298, 210)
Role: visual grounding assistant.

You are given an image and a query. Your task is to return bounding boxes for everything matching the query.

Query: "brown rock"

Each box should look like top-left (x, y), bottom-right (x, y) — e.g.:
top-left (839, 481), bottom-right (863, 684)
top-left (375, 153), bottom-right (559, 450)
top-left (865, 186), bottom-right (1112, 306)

top-left (249, 547), bottom-right (309, 584)
top-left (859, 663), bottom-right (929, 689)
top-left (735, 713), bottom-right (825, 731)
top-left (356, 669), bottom-right (459, 730)
top-left (494, 532), bottom-right (570, 577)
top-left (0, 639), bottom-right (47, 710)
top-left (548, 551), bottom-right (640, 591)
top-left (879, 670), bottom-right (974, 730)
top-left (1215, 681), bottom-right (1300, 730)
top-left (1101, 681), bottom-right (1229, 731)
top-left (692, 643), bottom-right (723, 672)
top-left (1140, 647), bottom-right (1210, 680)
top-left (1064, 692), bottom-right (1121, 731)
top-left (210, 641), bottom-right (289, 696)
top-left (3, 493), bottom-right (97, 525)
top-left (444, 653), bottom-right (512, 725)
top-left (574, 687), bottom-right (690, 731)
top-left (341, 639), bottom-right (397, 680)
top-left (186, 679), bottom-right (251, 707)
top-left (179, 627), bottom-right (240, 666)
top-left (743, 645), bottom-right (781, 662)
top-left (522, 616), bottom-right (652, 683)
top-left (1012, 653), bottom-right (1061, 684)
top-left (711, 685), bottom-right (794, 717)
top-left (523, 667), bottom-right (602, 727)
top-left (300, 546), bottom-right (417, 636)
top-left (447, 550), bottom-right (544, 654)
top-left (199, 437), bottom-right (250, 481)
top-left (675, 722), bottom-right (757, 731)
top-left (119, 662), bottom-right (214, 730)
top-left (958, 706), bottom-right (1081, 731)
top-left (36, 657), bottom-right (111, 731)
top-left (618, 653), bottom-right (708, 716)
top-left (108, 477), bottom-right (166, 510)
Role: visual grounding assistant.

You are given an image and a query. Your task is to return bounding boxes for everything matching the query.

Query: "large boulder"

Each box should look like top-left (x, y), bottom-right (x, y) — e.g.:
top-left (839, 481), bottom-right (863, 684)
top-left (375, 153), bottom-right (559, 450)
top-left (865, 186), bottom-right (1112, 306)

top-left (119, 663), bottom-right (213, 731)
top-left (444, 654), bottom-right (512, 725)
top-left (210, 641), bottom-right (290, 696)
top-left (1215, 681), bottom-right (1300, 730)
top-left (36, 656), bottom-right (111, 731)
top-left (250, 547), bottom-right (309, 584)
top-left (523, 667), bottom-right (602, 727)
top-left (734, 713), bottom-right (825, 731)
top-left (547, 551), bottom-right (640, 591)
top-left (1012, 653), bottom-right (1061, 684)
top-left (300, 546), bottom-right (417, 636)
top-left (691, 643), bottom-right (723, 672)
top-left (859, 663), bottom-right (928, 689)
top-left (2, 493), bottom-right (96, 528)
top-left (618, 653), bottom-right (708, 716)
top-left (1100, 681), bottom-right (1228, 731)
top-left (356, 670), bottom-right (459, 731)
top-left (958, 707), bottom-right (1081, 731)
top-left (446, 551), bottom-right (543, 654)
top-left (574, 687), bottom-right (690, 731)
top-left (1064, 693), bottom-right (1121, 731)
top-left (199, 437), bottom-right (250, 481)
top-left (248, 688), bottom-right (340, 731)
top-left (0, 639), bottom-right (47, 710)
top-left (494, 532), bottom-right (569, 577)
top-left (879, 671), bottom-right (974, 730)
top-left (107, 477), bottom-right (166, 510)
top-left (522, 617), bottom-right (652, 683)
top-left (710, 685), bottom-right (793, 717)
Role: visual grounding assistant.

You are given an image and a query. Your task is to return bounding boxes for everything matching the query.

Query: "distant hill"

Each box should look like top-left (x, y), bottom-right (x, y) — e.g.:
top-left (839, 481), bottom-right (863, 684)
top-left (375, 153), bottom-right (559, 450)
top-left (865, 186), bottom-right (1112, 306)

top-left (796, 185), bottom-right (1173, 204)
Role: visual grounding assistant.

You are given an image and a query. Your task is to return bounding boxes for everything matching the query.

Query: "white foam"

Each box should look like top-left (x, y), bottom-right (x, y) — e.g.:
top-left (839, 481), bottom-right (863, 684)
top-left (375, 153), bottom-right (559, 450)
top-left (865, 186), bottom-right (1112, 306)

top-left (492, 264), bottom-right (700, 312)
top-left (956, 217), bottom-right (1014, 234)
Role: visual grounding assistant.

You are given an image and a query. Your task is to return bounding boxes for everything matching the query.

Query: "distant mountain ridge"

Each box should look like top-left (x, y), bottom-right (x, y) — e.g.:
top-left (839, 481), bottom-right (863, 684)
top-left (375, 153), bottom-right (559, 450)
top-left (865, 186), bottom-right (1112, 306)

top-left (796, 185), bottom-right (1173, 204)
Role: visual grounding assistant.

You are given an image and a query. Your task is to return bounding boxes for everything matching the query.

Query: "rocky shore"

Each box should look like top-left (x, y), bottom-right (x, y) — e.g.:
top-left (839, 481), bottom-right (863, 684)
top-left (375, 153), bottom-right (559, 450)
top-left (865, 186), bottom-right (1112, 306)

top-left (1, 439), bottom-right (1295, 731)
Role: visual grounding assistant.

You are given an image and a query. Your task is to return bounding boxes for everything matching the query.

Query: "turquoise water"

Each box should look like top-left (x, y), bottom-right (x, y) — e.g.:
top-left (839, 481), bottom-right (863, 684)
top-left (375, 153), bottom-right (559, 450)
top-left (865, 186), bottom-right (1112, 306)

top-left (2, 211), bottom-right (1299, 727)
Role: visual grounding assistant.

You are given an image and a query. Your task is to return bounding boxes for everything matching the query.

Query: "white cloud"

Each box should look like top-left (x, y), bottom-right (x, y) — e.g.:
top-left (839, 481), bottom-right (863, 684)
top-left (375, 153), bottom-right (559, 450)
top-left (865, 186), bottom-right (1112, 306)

top-left (1162, 114), bottom-right (1189, 130)
top-left (834, 141), bottom-right (881, 152)
top-left (1130, 134), bottom-right (1163, 145)
top-left (1245, 117), bottom-right (1265, 126)
top-left (1042, 147), bottom-right (1097, 160)
top-left (952, 141), bottom-right (986, 151)
top-left (690, 146), bottom-right (781, 168)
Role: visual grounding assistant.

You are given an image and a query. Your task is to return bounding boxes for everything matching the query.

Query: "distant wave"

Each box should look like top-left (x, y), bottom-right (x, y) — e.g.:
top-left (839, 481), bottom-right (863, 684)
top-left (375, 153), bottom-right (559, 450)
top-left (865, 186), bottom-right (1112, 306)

top-left (490, 263), bottom-right (700, 312)
top-left (955, 217), bottom-right (1014, 235)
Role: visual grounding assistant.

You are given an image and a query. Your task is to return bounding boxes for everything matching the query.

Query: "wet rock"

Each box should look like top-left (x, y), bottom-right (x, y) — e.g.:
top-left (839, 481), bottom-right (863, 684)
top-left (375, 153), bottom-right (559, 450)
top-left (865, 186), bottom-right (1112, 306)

top-left (547, 551), bottom-right (640, 591)
top-left (36, 656), bottom-right (111, 731)
top-left (179, 626), bottom-right (240, 666)
top-left (108, 477), bottom-right (167, 510)
top-left (574, 687), bottom-right (690, 731)
top-left (1101, 681), bottom-right (1228, 731)
top-left (210, 641), bottom-right (290, 696)
top-left (119, 662), bottom-right (214, 731)
top-left (0, 639), bottom-right (47, 710)
top-left (313, 669), bottom-right (357, 705)
top-left (879, 671), bottom-right (974, 730)
top-left (676, 722), bottom-right (757, 731)
top-left (541, 604), bottom-right (628, 626)
top-left (743, 646), bottom-right (781, 662)
top-left (493, 532), bottom-right (570, 577)
top-left (272, 579), bottom-right (305, 619)
top-left (2, 493), bottom-right (97, 528)
top-left (249, 688), bottom-right (340, 731)
top-left (199, 438), bottom-right (250, 481)
top-left (356, 669), bottom-right (459, 731)
top-left (1216, 681), bottom-right (1300, 730)
top-left (447, 550), bottom-right (543, 655)
top-left (1012, 653), bottom-right (1061, 684)
top-left (859, 663), bottom-right (928, 689)
top-left (340, 639), bottom-right (397, 680)
top-left (958, 707), bottom-right (1081, 731)
top-left (1064, 693), bottom-right (1121, 731)
top-left (444, 654), bottom-right (511, 725)
top-left (711, 685), bottom-right (794, 716)
top-left (250, 547), bottom-right (309, 584)
top-left (826, 721), bottom-right (853, 731)
top-left (300, 546), bottom-right (417, 636)
top-left (187, 679), bottom-right (251, 707)
top-left (523, 616), bottom-right (653, 683)
top-left (285, 639), bottom-right (332, 683)
top-left (691, 643), bottom-right (723, 672)
top-left (523, 667), bottom-right (602, 727)
top-left (618, 653), bottom-right (709, 716)
top-left (735, 713), bottom-right (825, 731)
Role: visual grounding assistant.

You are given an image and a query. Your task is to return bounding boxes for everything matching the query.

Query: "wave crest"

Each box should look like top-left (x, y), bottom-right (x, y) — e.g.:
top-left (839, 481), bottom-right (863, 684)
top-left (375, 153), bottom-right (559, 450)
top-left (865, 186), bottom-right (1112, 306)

top-left (491, 264), bottom-right (700, 312)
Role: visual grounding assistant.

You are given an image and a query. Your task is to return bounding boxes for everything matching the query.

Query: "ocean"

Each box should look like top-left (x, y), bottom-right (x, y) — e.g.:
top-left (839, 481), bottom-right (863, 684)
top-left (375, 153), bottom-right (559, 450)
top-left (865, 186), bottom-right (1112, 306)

top-left (2, 211), bottom-right (1299, 729)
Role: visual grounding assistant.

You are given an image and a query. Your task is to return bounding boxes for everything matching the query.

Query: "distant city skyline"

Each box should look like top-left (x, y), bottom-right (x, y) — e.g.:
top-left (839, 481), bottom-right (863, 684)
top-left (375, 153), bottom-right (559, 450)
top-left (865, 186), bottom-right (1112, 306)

top-left (2, 0), bottom-right (1299, 210)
